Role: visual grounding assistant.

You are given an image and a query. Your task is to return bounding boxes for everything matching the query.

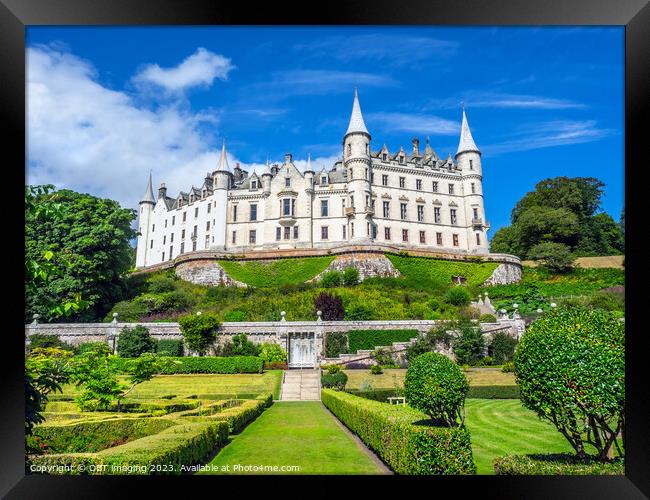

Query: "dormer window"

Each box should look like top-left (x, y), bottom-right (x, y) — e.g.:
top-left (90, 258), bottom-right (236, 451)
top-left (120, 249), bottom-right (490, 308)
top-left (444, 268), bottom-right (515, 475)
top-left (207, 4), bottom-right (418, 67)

top-left (178, 199), bottom-right (183, 207)
top-left (202, 189), bottom-right (207, 198)
top-left (382, 153), bottom-right (387, 161)
top-left (399, 155), bottom-right (405, 164)
top-left (251, 179), bottom-right (258, 189)
top-left (321, 175), bottom-right (327, 185)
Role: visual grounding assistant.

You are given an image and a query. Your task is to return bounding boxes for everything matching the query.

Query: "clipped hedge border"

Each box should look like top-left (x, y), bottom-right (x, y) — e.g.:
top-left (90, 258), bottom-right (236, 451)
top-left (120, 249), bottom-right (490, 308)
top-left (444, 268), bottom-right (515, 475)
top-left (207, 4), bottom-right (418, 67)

top-left (113, 356), bottom-right (264, 374)
top-left (494, 454), bottom-right (624, 475)
top-left (322, 389), bottom-right (475, 475)
top-left (185, 393), bottom-right (273, 433)
top-left (348, 385), bottom-right (520, 402)
top-left (347, 330), bottom-right (419, 353)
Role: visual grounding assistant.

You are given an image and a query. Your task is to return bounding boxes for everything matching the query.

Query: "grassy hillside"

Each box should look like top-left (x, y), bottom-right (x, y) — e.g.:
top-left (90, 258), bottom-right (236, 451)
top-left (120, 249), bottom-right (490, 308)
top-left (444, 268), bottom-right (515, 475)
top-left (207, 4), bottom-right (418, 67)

top-left (217, 256), bottom-right (334, 287)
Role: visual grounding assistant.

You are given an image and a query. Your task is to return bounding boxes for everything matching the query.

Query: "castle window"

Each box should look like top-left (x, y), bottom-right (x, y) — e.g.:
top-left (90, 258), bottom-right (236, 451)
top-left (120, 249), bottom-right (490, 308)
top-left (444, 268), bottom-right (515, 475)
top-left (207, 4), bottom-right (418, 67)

top-left (351, 223), bottom-right (354, 237)
top-left (205, 235), bottom-right (210, 248)
top-left (193, 225), bottom-right (197, 238)
top-left (233, 205), bottom-right (238, 222)
top-left (436, 232), bottom-right (443, 245)
top-left (471, 183), bottom-right (476, 194)
top-left (163, 235), bottom-right (166, 245)
top-left (282, 198), bottom-right (292, 216)
top-left (152, 224), bottom-right (155, 233)
top-left (321, 226), bottom-right (329, 240)
top-left (417, 205), bottom-right (424, 222)
top-left (169, 245), bottom-right (173, 260)
top-left (321, 199), bottom-right (329, 217)
top-left (432, 181), bottom-right (438, 193)
top-left (232, 231), bottom-right (236, 244)
top-left (171, 233), bottom-right (174, 243)
top-left (276, 227), bottom-right (281, 240)
top-left (285, 177), bottom-right (291, 187)
top-left (453, 234), bottom-right (459, 247)
top-left (402, 229), bottom-right (408, 242)
top-left (182, 212), bottom-right (187, 222)
top-left (347, 144), bottom-right (351, 157)
top-left (370, 173), bottom-right (374, 184)
top-left (434, 207), bottom-right (441, 223)
top-left (399, 177), bottom-right (405, 188)
top-left (206, 221), bottom-right (210, 231)
top-left (284, 226), bottom-right (290, 240)
top-left (383, 201), bottom-right (390, 218)
top-left (251, 179), bottom-right (258, 189)
top-left (385, 227), bottom-right (391, 240)
top-left (366, 143), bottom-right (369, 154)
top-left (365, 168), bottom-right (368, 180)
top-left (448, 184), bottom-right (455, 195)
top-left (416, 179), bottom-right (422, 190)
top-left (382, 153), bottom-right (387, 161)
top-left (180, 242), bottom-right (185, 253)
top-left (450, 209), bottom-right (457, 225)
top-left (181, 229), bottom-right (186, 240)
top-left (342, 225), bottom-right (347, 239)
top-left (249, 230), bottom-right (256, 244)
top-left (293, 226), bottom-right (299, 239)
top-left (476, 233), bottom-right (481, 245)
top-left (382, 174), bottom-right (388, 186)
top-left (165, 219), bottom-right (168, 228)
top-left (195, 207), bottom-right (199, 218)
top-left (150, 240), bottom-right (153, 249)
top-left (400, 203), bottom-right (408, 220)
top-left (250, 204), bottom-right (257, 221)
top-left (371, 224), bottom-right (377, 239)
top-left (192, 240), bottom-right (197, 251)
top-left (470, 159), bottom-right (474, 170)
top-left (322, 175), bottom-right (327, 185)
top-left (207, 204), bottom-right (211, 214)
top-left (473, 208), bottom-right (479, 220)
top-left (172, 216), bottom-right (175, 225)
top-left (399, 155), bottom-right (405, 164)
top-left (162, 251), bottom-right (165, 261)
top-left (419, 231), bottom-right (426, 244)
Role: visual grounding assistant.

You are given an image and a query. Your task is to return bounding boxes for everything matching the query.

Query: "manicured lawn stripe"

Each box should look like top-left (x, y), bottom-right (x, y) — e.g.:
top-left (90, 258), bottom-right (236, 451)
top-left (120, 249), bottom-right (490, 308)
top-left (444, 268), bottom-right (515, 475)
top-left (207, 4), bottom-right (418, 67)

top-left (217, 257), bottom-right (335, 287)
top-left (200, 402), bottom-right (385, 475)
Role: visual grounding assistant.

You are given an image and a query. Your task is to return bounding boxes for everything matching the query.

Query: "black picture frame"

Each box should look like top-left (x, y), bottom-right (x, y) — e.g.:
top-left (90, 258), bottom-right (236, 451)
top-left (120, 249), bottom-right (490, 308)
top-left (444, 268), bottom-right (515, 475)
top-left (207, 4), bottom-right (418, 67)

top-left (2, 0), bottom-right (647, 497)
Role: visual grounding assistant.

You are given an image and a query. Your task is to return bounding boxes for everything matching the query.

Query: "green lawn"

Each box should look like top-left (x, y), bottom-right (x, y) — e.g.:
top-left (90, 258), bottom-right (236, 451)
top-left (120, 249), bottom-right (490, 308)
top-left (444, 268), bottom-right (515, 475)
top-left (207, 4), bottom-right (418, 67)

top-left (200, 401), bottom-right (386, 475)
top-left (56, 371), bottom-right (284, 401)
top-left (217, 256), bottom-right (334, 287)
top-left (465, 399), bottom-right (577, 474)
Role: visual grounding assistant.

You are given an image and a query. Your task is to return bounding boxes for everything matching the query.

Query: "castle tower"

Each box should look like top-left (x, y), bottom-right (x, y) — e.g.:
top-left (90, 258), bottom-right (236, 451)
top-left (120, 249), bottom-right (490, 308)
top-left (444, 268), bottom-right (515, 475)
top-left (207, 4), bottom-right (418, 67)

top-left (212, 140), bottom-right (232, 250)
top-left (261, 158), bottom-right (272, 194)
top-left (455, 108), bottom-right (488, 253)
top-left (135, 172), bottom-right (156, 268)
top-left (343, 88), bottom-right (373, 242)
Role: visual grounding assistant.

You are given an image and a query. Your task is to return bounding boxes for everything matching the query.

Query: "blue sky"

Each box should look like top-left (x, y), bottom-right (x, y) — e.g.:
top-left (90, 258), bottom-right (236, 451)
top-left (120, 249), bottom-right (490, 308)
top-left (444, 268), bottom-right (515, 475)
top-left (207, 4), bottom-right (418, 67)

top-left (26, 26), bottom-right (624, 238)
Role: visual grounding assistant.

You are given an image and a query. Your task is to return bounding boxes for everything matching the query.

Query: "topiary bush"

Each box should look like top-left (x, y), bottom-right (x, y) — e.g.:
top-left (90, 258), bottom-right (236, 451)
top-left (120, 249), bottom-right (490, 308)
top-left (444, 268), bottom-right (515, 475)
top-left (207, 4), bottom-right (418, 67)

top-left (515, 305), bottom-right (624, 462)
top-left (116, 325), bottom-right (157, 358)
top-left (178, 313), bottom-right (221, 356)
top-left (404, 352), bottom-right (469, 427)
top-left (445, 286), bottom-right (472, 306)
top-left (321, 371), bottom-right (348, 390)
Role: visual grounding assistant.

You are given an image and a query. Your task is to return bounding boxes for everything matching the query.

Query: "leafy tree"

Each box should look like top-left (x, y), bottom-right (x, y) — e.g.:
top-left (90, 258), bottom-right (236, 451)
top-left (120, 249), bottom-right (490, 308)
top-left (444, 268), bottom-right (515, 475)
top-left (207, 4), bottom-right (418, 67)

top-left (404, 352), bottom-right (469, 427)
top-left (528, 242), bottom-right (575, 273)
top-left (452, 321), bottom-right (485, 365)
top-left (515, 306), bottom-right (624, 462)
top-left (490, 332), bottom-right (518, 364)
top-left (25, 186), bottom-right (137, 322)
top-left (116, 325), bottom-right (157, 358)
top-left (178, 313), bottom-right (221, 356)
top-left (314, 292), bottom-right (344, 321)
top-left (258, 343), bottom-right (287, 363)
top-left (70, 344), bottom-right (122, 411)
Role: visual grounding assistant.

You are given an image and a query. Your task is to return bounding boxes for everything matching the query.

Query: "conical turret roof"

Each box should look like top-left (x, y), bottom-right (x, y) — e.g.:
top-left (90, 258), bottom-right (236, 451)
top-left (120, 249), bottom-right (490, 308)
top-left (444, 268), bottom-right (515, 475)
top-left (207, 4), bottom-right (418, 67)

top-left (216, 140), bottom-right (231, 173)
top-left (456, 108), bottom-right (480, 157)
top-left (344, 88), bottom-right (370, 138)
top-left (140, 171), bottom-right (155, 204)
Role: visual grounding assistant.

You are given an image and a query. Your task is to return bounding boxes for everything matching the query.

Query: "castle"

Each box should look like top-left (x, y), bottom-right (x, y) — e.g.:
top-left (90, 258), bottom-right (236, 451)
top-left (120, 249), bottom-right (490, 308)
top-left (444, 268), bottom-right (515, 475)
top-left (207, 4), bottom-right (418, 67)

top-left (135, 89), bottom-right (489, 269)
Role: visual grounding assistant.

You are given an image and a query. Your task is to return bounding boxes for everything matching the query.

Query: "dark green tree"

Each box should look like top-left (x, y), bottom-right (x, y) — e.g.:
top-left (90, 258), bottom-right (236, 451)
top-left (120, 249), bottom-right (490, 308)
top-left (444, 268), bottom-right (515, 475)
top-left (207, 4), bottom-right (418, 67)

top-left (116, 325), bottom-right (157, 358)
top-left (178, 312), bottom-right (221, 355)
top-left (25, 186), bottom-right (137, 322)
top-left (452, 321), bottom-right (486, 365)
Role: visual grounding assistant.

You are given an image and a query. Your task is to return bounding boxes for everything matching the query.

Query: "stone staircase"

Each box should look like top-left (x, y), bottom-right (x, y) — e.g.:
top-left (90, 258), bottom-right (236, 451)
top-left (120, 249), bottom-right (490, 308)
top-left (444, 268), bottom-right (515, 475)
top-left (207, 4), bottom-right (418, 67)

top-left (321, 338), bottom-right (421, 368)
top-left (280, 369), bottom-right (321, 401)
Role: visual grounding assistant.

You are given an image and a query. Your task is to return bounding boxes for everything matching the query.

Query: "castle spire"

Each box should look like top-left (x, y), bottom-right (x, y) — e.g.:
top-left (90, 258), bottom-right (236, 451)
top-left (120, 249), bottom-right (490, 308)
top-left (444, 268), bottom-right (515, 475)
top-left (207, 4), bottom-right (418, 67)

top-left (140, 171), bottom-right (155, 204)
top-left (344, 87), bottom-right (370, 138)
top-left (216, 140), bottom-right (231, 173)
top-left (456, 108), bottom-right (480, 157)
top-left (305, 153), bottom-right (313, 172)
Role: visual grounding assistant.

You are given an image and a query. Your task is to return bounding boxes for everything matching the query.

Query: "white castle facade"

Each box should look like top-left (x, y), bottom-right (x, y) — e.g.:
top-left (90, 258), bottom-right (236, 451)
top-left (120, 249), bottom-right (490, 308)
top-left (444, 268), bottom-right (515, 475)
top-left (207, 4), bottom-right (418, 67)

top-left (135, 90), bottom-right (489, 269)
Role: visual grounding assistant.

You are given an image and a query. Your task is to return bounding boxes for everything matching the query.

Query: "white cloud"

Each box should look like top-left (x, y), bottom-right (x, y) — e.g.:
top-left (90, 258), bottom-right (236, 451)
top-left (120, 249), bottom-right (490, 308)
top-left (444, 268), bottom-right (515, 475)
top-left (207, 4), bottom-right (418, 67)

top-left (425, 91), bottom-right (585, 110)
top-left (367, 112), bottom-right (459, 136)
top-left (133, 47), bottom-right (234, 92)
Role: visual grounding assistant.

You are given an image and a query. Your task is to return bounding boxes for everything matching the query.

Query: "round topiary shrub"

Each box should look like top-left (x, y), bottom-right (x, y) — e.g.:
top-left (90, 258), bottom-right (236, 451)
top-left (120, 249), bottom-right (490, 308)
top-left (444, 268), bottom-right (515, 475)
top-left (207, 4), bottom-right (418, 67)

top-left (404, 352), bottom-right (469, 427)
top-left (321, 371), bottom-right (348, 390)
top-left (515, 305), bottom-right (624, 462)
top-left (117, 325), bottom-right (157, 358)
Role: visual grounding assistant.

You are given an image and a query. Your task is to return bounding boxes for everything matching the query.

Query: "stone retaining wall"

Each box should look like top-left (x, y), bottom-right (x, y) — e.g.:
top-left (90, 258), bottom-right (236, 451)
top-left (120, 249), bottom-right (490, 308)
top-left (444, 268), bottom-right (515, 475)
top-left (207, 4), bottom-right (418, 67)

top-left (483, 262), bottom-right (523, 286)
top-left (175, 260), bottom-right (247, 287)
top-left (309, 252), bottom-right (401, 282)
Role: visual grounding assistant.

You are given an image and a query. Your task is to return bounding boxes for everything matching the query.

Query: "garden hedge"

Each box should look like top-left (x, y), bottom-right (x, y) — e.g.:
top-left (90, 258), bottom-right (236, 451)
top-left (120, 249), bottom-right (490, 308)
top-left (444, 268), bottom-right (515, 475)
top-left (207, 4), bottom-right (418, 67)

top-left (322, 389), bottom-right (475, 475)
top-left (113, 356), bottom-right (263, 374)
top-left (349, 385), bottom-right (520, 402)
top-left (494, 454), bottom-right (624, 475)
top-left (157, 339), bottom-right (184, 357)
top-left (347, 329), bottom-right (419, 353)
top-left (184, 394), bottom-right (273, 433)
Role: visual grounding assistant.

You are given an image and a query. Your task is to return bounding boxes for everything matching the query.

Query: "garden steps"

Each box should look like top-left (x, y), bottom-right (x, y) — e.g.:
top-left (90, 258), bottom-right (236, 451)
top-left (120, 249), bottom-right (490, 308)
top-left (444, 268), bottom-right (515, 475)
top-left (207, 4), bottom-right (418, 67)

top-left (321, 336), bottom-right (422, 367)
top-left (280, 370), bottom-right (321, 401)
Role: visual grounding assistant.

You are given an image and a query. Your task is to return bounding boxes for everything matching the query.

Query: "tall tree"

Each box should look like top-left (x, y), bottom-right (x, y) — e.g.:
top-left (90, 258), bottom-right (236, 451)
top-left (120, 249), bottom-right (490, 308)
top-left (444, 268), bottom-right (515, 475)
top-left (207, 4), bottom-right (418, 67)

top-left (25, 186), bottom-right (137, 322)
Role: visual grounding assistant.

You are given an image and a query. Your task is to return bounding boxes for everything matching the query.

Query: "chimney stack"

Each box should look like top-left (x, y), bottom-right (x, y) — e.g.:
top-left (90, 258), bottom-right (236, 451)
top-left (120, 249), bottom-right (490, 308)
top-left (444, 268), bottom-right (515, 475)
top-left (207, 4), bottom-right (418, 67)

top-left (412, 138), bottom-right (420, 157)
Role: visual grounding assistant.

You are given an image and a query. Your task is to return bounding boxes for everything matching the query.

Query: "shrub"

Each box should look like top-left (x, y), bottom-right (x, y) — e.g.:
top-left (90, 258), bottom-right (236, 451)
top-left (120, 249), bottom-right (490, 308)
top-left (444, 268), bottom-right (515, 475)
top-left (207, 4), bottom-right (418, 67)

top-left (445, 286), bottom-right (472, 306)
top-left (157, 339), bottom-right (184, 357)
top-left (589, 290), bottom-right (624, 313)
top-left (106, 300), bottom-right (149, 322)
top-left (147, 275), bottom-right (176, 294)
top-left (452, 322), bottom-right (486, 365)
top-left (325, 332), bottom-right (348, 358)
top-left (319, 271), bottom-right (343, 288)
top-left (231, 334), bottom-right (259, 356)
top-left (467, 385), bottom-right (520, 399)
top-left (528, 242), bottom-right (575, 274)
top-left (347, 329), bottom-right (419, 353)
top-left (344, 303), bottom-right (375, 320)
top-left (77, 342), bottom-right (112, 356)
top-left (223, 310), bottom-right (247, 322)
top-left (473, 355), bottom-right (494, 367)
top-left (404, 352), bottom-right (469, 427)
top-left (116, 325), bottom-right (157, 358)
top-left (314, 292), bottom-right (344, 321)
top-left (321, 371), bottom-right (348, 390)
top-left (501, 361), bottom-right (515, 373)
top-left (322, 389), bottom-right (475, 474)
top-left (491, 332), bottom-right (518, 364)
top-left (325, 364), bottom-right (342, 374)
top-left (370, 364), bottom-right (383, 375)
top-left (27, 334), bottom-right (75, 353)
top-left (112, 356), bottom-right (264, 374)
top-left (494, 454), bottom-right (624, 475)
top-left (178, 313), bottom-right (221, 356)
top-left (479, 314), bottom-right (497, 323)
top-left (258, 343), bottom-right (286, 364)
top-left (342, 267), bottom-right (360, 286)
top-left (515, 305), bottom-right (624, 461)
top-left (372, 348), bottom-right (393, 366)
